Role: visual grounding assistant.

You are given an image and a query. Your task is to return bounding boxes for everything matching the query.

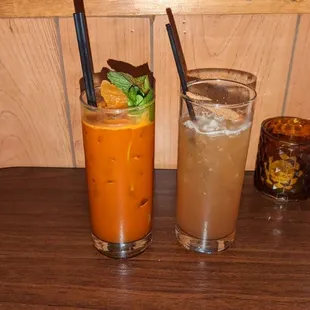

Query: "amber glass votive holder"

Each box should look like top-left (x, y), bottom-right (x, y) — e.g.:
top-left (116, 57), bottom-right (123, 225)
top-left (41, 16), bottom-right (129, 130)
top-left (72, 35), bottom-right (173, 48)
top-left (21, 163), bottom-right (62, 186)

top-left (254, 117), bottom-right (310, 201)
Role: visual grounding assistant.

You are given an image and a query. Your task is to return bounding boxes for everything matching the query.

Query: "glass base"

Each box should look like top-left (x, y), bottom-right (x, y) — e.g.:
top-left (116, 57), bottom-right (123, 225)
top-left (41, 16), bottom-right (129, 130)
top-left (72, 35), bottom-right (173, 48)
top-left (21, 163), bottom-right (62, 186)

top-left (175, 225), bottom-right (235, 254)
top-left (92, 232), bottom-right (152, 259)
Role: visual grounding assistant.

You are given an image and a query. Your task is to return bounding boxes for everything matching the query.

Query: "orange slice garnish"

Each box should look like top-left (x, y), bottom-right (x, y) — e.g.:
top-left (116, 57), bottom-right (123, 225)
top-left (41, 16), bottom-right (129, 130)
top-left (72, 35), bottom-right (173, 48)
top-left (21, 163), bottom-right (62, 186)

top-left (100, 80), bottom-right (128, 108)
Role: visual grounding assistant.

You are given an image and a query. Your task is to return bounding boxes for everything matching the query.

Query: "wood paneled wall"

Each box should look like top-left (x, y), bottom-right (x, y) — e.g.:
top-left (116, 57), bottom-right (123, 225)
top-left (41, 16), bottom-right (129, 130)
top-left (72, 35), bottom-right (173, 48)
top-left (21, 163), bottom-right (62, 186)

top-left (1, 0), bottom-right (310, 17)
top-left (0, 14), bottom-right (309, 170)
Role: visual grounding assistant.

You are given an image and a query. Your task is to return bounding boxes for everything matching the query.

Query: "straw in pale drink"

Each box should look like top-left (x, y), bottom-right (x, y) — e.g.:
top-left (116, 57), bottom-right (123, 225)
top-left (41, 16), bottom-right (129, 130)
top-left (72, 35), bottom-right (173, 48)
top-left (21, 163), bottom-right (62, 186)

top-left (177, 114), bottom-right (251, 240)
top-left (176, 79), bottom-right (256, 253)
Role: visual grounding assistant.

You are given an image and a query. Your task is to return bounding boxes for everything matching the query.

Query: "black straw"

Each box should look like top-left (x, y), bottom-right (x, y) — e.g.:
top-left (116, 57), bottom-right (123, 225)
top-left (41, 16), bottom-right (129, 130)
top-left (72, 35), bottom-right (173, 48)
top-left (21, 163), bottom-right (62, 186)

top-left (74, 0), bottom-right (86, 14)
top-left (73, 12), bottom-right (97, 107)
top-left (166, 8), bottom-right (187, 73)
top-left (166, 23), bottom-right (196, 121)
top-left (74, 0), bottom-right (94, 73)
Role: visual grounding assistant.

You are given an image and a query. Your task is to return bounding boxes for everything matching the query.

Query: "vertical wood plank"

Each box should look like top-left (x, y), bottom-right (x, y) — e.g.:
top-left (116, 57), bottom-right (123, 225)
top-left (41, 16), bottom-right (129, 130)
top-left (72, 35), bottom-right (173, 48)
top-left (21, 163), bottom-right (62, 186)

top-left (153, 17), bottom-right (180, 169)
top-left (0, 18), bottom-right (73, 168)
top-left (154, 14), bottom-right (297, 170)
top-left (60, 17), bottom-right (151, 167)
top-left (285, 15), bottom-right (310, 119)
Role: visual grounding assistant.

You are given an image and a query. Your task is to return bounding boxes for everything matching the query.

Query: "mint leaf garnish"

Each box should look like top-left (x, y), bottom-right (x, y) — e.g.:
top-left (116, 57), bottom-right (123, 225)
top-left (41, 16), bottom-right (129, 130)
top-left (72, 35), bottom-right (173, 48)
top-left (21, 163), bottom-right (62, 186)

top-left (128, 85), bottom-right (139, 102)
top-left (134, 75), bottom-right (150, 94)
top-left (107, 71), bottom-right (133, 94)
top-left (139, 89), bottom-right (154, 106)
top-left (107, 71), bottom-right (154, 107)
top-left (136, 94), bottom-right (144, 105)
top-left (127, 98), bottom-right (135, 107)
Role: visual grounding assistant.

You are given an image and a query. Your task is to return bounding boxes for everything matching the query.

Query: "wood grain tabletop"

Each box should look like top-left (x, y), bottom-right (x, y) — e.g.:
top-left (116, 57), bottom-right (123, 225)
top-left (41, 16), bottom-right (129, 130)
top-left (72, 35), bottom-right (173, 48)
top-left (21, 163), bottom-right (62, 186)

top-left (0, 167), bottom-right (310, 310)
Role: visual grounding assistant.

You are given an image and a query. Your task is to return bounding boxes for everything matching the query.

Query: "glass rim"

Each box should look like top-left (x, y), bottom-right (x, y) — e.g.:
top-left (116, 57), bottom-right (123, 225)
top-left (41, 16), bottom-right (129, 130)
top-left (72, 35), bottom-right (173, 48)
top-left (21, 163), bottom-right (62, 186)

top-left (181, 78), bottom-right (257, 109)
top-left (187, 67), bottom-right (257, 80)
top-left (79, 89), bottom-right (155, 113)
top-left (261, 116), bottom-right (310, 145)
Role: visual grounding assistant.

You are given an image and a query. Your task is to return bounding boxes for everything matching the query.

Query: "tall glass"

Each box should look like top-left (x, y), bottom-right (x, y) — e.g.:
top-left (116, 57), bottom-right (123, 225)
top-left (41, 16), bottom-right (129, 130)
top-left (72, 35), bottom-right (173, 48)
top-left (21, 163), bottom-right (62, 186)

top-left (176, 78), bottom-right (257, 253)
top-left (80, 90), bottom-right (155, 259)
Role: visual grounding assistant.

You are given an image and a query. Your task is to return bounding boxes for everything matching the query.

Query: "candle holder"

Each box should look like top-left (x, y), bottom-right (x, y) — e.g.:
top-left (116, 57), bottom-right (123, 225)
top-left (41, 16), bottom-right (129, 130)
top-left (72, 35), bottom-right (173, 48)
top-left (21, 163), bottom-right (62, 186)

top-left (254, 117), bottom-right (310, 201)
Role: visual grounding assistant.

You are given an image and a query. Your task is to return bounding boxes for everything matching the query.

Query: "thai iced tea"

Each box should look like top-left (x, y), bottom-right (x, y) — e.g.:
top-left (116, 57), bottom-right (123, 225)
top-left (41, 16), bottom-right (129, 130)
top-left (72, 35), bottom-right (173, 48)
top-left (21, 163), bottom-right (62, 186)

top-left (80, 71), bottom-right (155, 259)
top-left (176, 78), bottom-right (256, 253)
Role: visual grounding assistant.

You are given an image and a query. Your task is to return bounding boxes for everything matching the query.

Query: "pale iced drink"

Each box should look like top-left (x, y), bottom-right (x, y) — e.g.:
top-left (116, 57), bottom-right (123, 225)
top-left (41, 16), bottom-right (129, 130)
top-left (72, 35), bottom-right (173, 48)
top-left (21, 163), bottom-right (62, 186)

top-left (176, 78), bottom-right (256, 253)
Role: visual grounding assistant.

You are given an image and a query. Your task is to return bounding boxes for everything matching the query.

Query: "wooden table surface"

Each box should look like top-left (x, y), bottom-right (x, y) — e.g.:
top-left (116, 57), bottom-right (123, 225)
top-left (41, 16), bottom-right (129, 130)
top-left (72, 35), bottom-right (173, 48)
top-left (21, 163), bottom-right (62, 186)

top-left (1, 168), bottom-right (310, 310)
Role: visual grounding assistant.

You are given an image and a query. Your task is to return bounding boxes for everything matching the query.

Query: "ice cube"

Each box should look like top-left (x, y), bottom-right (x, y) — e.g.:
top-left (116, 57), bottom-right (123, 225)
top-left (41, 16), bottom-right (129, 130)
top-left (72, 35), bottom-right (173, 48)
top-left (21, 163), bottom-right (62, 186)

top-left (226, 119), bottom-right (243, 132)
top-left (209, 120), bottom-right (219, 129)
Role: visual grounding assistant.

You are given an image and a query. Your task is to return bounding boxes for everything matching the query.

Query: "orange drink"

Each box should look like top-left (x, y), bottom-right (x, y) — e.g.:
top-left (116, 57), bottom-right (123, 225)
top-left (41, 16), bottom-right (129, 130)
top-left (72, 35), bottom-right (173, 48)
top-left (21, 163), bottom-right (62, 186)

top-left (80, 72), bottom-right (155, 258)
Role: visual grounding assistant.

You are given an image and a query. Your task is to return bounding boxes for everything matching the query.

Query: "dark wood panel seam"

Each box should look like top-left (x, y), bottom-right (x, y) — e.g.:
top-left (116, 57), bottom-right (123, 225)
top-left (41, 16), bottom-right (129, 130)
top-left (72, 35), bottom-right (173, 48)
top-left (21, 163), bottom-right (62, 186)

top-left (54, 16), bottom-right (77, 167)
top-left (281, 14), bottom-right (301, 116)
